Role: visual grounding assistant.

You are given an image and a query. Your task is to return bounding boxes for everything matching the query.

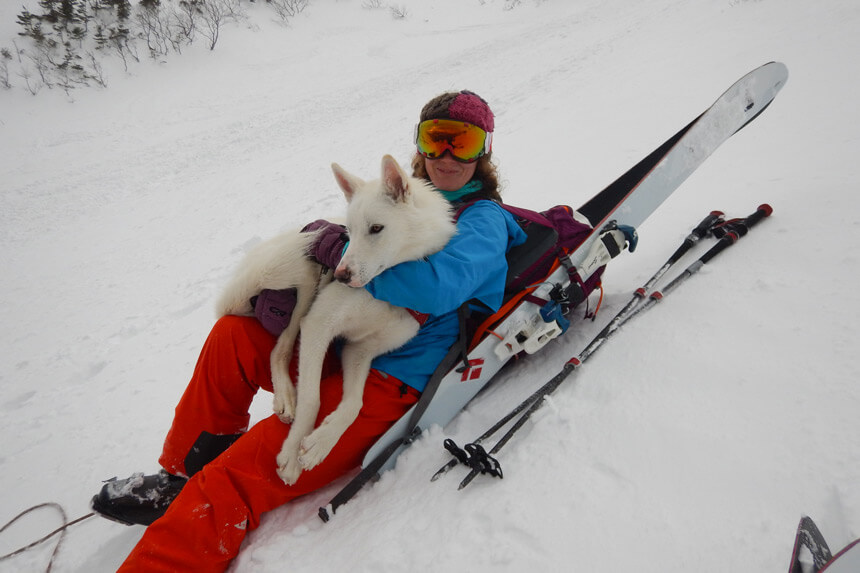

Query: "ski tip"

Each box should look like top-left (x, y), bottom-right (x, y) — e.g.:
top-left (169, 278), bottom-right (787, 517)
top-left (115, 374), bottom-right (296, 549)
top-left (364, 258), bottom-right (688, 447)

top-left (758, 204), bottom-right (774, 217)
top-left (762, 61), bottom-right (789, 83)
top-left (710, 210), bottom-right (725, 217)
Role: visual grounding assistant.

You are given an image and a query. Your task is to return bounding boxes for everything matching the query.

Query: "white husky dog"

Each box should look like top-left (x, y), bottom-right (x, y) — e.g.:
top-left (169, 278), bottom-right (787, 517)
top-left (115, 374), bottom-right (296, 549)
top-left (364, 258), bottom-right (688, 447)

top-left (216, 155), bottom-right (456, 485)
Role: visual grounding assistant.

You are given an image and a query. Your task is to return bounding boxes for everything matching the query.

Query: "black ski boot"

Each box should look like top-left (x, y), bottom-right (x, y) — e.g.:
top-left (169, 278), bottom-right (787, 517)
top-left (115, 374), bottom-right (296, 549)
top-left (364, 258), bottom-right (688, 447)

top-left (91, 470), bottom-right (187, 526)
top-left (92, 432), bottom-right (242, 525)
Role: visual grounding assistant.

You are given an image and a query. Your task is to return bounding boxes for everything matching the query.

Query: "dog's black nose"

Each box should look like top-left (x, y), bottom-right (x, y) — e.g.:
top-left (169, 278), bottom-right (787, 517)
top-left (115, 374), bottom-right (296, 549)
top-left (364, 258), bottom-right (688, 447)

top-left (334, 268), bottom-right (351, 283)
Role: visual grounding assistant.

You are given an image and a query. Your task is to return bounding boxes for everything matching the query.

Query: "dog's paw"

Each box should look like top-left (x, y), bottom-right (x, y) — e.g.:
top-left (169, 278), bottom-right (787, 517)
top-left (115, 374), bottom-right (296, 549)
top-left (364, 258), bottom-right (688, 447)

top-left (276, 447), bottom-right (302, 485)
top-left (271, 376), bottom-right (296, 423)
top-left (272, 391), bottom-right (295, 424)
top-left (298, 424), bottom-right (340, 471)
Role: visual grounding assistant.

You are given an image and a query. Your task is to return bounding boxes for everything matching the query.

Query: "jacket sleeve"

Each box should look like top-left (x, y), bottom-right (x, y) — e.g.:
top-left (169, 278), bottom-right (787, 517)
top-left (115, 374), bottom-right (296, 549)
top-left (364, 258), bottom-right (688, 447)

top-left (364, 201), bottom-right (522, 315)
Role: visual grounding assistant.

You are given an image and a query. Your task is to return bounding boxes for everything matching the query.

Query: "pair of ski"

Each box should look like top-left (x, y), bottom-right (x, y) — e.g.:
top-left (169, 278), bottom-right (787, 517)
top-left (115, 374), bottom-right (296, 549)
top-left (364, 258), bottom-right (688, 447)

top-left (433, 204), bottom-right (773, 489)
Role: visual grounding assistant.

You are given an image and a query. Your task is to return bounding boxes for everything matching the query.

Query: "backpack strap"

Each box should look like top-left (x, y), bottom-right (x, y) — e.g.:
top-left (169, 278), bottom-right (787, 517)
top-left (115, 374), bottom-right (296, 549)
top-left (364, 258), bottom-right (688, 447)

top-left (469, 283), bottom-right (540, 349)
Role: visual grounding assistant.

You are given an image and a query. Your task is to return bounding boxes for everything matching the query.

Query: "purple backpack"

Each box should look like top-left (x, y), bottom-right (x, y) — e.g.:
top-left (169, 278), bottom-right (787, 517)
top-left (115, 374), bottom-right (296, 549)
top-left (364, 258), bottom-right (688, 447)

top-left (459, 201), bottom-right (604, 310)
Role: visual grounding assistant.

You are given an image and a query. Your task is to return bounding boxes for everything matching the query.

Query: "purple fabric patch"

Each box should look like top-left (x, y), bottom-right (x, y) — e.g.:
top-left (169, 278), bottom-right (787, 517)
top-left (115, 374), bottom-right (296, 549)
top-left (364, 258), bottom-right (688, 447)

top-left (253, 288), bottom-right (297, 336)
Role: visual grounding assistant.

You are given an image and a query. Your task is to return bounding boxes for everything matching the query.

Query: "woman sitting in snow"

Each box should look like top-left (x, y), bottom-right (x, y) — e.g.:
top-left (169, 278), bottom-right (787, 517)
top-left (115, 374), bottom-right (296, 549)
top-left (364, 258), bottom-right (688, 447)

top-left (92, 90), bottom-right (531, 571)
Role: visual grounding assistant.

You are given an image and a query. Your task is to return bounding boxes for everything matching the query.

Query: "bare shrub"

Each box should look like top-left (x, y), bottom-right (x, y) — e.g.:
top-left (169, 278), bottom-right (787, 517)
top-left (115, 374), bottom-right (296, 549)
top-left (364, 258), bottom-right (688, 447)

top-left (269, 0), bottom-right (309, 22)
top-left (86, 50), bottom-right (107, 87)
top-left (197, 0), bottom-right (243, 51)
top-left (0, 47), bottom-right (12, 89)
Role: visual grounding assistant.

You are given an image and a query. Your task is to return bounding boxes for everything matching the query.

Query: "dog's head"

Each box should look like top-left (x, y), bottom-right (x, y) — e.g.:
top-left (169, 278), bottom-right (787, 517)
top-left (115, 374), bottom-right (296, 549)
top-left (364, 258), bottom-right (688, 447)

top-left (331, 154), bottom-right (457, 287)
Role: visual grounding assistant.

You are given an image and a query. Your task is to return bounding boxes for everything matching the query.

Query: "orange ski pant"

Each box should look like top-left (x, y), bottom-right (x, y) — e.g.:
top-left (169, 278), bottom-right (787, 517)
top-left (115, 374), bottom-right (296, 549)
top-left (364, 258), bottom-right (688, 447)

top-left (119, 315), bottom-right (419, 572)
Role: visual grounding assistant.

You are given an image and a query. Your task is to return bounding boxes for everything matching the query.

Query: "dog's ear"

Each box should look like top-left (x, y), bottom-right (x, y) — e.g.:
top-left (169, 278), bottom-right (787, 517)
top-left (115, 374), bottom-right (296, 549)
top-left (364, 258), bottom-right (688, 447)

top-left (331, 163), bottom-right (364, 202)
top-left (381, 154), bottom-right (410, 204)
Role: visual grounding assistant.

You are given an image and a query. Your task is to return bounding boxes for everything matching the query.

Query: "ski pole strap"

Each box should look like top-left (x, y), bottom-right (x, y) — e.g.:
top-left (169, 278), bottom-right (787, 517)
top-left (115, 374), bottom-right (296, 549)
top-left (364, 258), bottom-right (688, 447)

top-left (667, 210), bottom-right (725, 264)
top-left (692, 210), bottom-right (726, 239)
top-left (701, 204), bottom-right (772, 265)
top-left (733, 203), bottom-right (773, 236)
top-left (711, 204), bottom-right (772, 239)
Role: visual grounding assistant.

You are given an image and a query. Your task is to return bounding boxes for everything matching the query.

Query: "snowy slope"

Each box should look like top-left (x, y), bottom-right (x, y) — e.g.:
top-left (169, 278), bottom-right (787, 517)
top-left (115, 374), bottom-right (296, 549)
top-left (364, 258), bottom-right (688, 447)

top-left (1, 0), bottom-right (859, 571)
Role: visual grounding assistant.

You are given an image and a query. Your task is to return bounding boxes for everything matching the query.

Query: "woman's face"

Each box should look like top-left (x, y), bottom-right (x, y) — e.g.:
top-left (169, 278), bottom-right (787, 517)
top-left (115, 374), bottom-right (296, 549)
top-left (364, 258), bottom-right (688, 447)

top-left (424, 154), bottom-right (478, 192)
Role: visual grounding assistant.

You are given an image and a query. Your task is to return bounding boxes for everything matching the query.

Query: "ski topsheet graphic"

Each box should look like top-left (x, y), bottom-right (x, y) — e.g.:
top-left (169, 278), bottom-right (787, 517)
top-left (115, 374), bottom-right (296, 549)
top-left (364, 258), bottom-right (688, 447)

top-left (789, 515), bottom-right (860, 573)
top-left (319, 62), bottom-right (789, 521)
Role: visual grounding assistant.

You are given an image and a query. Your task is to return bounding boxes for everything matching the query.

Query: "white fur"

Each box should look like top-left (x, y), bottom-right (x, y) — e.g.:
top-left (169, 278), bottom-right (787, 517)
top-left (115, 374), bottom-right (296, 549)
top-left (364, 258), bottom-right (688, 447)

top-left (274, 154), bottom-right (456, 485)
top-left (215, 230), bottom-right (331, 423)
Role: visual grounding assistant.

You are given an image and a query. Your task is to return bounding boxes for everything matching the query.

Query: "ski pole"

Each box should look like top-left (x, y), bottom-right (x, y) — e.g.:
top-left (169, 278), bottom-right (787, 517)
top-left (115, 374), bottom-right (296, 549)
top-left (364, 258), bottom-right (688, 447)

top-left (446, 205), bottom-right (772, 489)
top-left (626, 204), bottom-right (772, 321)
top-left (431, 210), bottom-right (725, 483)
top-left (633, 210), bottom-right (725, 299)
top-left (569, 209), bottom-right (727, 360)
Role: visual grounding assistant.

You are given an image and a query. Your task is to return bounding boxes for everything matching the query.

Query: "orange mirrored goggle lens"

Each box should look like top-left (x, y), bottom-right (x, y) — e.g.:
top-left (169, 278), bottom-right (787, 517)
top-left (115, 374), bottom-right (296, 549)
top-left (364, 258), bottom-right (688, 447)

top-left (415, 119), bottom-right (491, 163)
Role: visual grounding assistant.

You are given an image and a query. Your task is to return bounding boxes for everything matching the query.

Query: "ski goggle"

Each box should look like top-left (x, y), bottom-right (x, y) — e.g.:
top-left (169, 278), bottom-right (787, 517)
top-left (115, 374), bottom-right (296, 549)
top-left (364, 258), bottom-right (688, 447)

top-left (414, 119), bottom-right (492, 163)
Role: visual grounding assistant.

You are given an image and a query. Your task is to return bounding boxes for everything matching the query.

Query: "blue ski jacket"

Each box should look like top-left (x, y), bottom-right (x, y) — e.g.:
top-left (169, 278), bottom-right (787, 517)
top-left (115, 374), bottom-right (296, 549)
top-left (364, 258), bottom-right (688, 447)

top-left (365, 198), bottom-right (527, 392)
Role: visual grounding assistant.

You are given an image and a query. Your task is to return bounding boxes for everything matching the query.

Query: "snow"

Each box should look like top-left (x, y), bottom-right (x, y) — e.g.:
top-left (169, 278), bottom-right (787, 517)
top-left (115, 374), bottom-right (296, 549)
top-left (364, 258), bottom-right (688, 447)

top-left (1, 0), bottom-right (859, 571)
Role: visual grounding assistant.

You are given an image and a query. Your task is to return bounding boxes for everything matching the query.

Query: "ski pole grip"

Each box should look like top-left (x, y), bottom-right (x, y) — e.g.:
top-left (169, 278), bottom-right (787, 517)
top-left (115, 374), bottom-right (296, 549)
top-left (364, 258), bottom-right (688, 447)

top-left (699, 233), bottom-right (737, 264)
top-left (670, 210), bottom-right (728, 265)
top-left (744, 203), bottom-right (773, 231)
top-left (737, 204), bottom-right (773, 236)
top-left (692, 210), bottom-right (725, 239)
top-left (700, 204), bottom-right (771, 264)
